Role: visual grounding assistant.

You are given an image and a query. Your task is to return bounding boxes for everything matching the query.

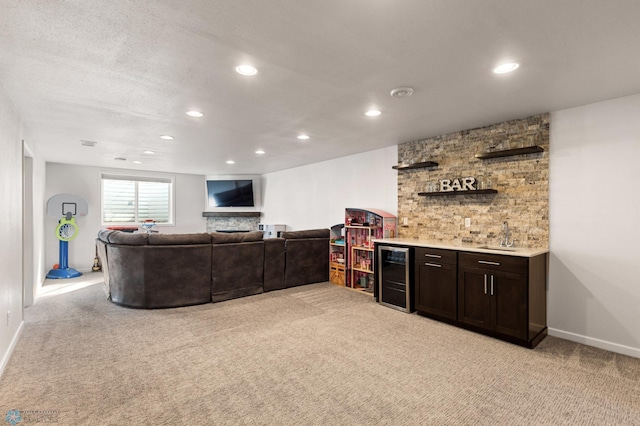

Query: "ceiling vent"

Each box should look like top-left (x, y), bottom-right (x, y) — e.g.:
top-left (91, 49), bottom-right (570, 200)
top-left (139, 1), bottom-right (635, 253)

top-left (80, 140), bottom-right (97, 147)
top-left (390, 87), bottom-right (414, 98)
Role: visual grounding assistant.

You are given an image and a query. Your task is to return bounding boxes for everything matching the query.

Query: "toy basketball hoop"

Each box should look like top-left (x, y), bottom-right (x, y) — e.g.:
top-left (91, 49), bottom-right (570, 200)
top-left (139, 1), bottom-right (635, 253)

top-left (55, 214), bottom-right (79, 241)
top-left (46, 194), bottom-right (88, 279)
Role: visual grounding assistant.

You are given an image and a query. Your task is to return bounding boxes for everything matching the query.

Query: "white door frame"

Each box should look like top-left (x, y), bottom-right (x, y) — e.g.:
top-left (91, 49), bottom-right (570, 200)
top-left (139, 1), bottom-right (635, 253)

top-left (23, 140), bottom-right (35, 307)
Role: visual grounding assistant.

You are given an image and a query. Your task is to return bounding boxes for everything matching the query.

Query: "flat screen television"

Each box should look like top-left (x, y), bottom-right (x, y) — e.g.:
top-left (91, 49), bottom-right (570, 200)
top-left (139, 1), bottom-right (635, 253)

top-left (206, 179), bottom-right (255, 207)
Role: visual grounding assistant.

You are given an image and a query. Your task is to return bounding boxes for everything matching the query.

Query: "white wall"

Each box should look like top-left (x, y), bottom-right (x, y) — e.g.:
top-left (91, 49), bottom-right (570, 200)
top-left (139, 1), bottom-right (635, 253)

top-left (0, 84), bottom-right (24, 376)
top-left (45, 163), bottom-right (208, 271)
top-left (22, 141), bottom-right (47, 307)
top-left (261, 146), bottom-right (398, 230)
top-left (549, 93), bottom-right (640, 358)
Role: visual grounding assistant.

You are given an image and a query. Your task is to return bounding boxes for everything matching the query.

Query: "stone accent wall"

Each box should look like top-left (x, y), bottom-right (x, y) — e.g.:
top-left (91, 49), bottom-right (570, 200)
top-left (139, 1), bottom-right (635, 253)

top-left (397, 114), bottom-right (549, 248)
top-left (205, 217), bottom-right (260, 232)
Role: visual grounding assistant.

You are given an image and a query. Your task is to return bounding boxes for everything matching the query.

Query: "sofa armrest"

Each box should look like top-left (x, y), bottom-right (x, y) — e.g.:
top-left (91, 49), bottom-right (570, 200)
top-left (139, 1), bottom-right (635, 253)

top-left (284, 234), bottom-right (330, 288)
top-left (95, 239), bottom-right (110, 298)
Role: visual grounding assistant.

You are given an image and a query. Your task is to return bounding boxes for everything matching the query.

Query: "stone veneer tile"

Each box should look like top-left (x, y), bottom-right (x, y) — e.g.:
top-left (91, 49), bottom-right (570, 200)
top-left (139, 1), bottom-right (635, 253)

top-left (206, 217), bottom-right (260, 232)
top-left (397, 113), bottom-right (549, 248)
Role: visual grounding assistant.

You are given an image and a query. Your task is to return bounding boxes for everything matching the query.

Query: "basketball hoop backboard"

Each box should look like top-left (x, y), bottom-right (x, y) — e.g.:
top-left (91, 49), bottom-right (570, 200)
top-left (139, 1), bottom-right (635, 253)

top-left (47, 193), bottom-right (88, 218)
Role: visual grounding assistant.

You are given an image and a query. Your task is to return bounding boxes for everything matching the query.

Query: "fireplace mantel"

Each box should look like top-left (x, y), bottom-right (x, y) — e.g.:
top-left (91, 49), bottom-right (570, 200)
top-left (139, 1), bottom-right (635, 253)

top-left (202, 212), bottom-right (261, 217)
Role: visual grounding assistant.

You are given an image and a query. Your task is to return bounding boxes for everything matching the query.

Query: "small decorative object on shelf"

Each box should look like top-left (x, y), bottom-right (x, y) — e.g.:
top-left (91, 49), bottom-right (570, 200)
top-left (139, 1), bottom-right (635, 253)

top-left (418, 176), bottom-right (498, 197)
top-left (475, 145), bottom-right (544, 160)
top-left (140, 220), bottom-right (158, 233)
top-left (392, 161), bottom-right (438, 170)
top-left (419, 189), bottom-right (498, 197)
top-left (344, 208), bottom-right (397, 292)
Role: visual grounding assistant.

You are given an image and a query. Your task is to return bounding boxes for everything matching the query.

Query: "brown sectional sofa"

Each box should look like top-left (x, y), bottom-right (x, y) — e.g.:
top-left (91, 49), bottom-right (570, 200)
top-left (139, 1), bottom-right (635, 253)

top-left (96, 228), bottom-right (329, 309)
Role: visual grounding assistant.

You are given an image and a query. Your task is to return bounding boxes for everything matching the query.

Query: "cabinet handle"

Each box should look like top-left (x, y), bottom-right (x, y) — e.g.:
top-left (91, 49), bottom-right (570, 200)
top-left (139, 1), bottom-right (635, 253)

top-left (424, 262), bottom-right (442, 268)
top-left (424, 254), bottom-right (442, 258)
top-left (478, 260), bottom-right (500, 266)
top-left (490, 275), bottom-right (494, 296)
top-left (484, 274), bottom-right (487, 294)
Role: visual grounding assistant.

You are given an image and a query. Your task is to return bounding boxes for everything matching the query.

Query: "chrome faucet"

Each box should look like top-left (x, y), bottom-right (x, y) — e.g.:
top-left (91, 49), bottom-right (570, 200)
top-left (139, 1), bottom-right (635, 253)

top-left (500, 221), bottom-right (514, 247)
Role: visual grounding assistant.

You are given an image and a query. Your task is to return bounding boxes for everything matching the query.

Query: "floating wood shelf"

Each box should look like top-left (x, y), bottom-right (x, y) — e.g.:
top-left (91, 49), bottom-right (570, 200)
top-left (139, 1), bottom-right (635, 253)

top-left (418, 189), bottom-right (498, 197)
top-left (392, 161), bottom-right (439, 170)
top-left (475, 145), bottom-right (544, 159)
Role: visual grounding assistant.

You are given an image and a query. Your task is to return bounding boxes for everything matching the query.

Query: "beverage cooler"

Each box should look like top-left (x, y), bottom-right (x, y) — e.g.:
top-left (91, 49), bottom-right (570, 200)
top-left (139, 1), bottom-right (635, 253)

top-left (377, 245), bottom-right (413, 312)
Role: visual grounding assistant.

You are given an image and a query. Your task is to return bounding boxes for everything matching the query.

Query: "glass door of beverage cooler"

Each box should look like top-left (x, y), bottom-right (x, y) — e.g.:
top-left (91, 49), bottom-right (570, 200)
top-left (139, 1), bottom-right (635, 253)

top-left (378, 246), bottom-right (412, 312)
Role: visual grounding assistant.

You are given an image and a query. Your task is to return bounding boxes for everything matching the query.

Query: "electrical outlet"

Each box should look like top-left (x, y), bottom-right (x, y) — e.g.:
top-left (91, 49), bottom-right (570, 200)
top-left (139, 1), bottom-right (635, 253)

top-left (403, 217), bottom-right (408, 225)
top-left (464, 218), bottom-right (471, 228)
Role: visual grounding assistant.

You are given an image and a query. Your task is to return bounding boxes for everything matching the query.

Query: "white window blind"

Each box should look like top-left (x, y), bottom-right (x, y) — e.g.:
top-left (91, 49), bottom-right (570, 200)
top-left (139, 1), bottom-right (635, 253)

top-left (101, 174), bottom-right (173, 224)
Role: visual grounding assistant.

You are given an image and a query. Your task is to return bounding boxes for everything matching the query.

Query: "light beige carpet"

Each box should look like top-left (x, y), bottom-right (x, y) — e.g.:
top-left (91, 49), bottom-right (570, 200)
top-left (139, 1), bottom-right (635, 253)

top-left (1, 273), bottom-right (639, 425)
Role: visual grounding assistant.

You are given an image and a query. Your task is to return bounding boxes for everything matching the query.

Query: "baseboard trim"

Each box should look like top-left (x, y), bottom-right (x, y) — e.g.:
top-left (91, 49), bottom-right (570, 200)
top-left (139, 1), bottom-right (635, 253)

top-left (0, 321), bottom-right (25, 378)
top-left (548, 327), bottom-right (640, 359)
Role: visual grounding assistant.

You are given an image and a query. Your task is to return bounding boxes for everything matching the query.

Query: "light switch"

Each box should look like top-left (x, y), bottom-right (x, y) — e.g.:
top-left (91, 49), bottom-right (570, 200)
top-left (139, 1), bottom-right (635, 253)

top-left (403, 217), bottom-right (409, 225)
top-left (464, 218), bottom-right (471, 228)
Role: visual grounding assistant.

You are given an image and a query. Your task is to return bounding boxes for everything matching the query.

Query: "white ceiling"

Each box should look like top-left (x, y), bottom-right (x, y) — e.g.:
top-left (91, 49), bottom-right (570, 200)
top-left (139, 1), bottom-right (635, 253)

top-left (2, 0), bottom-right (640, 175)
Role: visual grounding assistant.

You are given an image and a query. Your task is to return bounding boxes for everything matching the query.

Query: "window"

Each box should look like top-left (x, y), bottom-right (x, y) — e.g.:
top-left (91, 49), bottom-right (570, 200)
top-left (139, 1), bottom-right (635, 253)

top-left (101, 174), bottom-right (174, 225)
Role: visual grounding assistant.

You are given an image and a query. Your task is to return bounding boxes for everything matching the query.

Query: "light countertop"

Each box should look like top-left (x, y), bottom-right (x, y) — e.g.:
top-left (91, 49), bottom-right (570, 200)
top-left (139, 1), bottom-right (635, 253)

top-left (372, 237), bottom-right (548, 258)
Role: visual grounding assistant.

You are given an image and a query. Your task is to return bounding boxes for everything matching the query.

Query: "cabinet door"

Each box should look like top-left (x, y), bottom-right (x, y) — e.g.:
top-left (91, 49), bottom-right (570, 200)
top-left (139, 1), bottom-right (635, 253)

top-left (458, 268), bottom-right (492, 329)
top-left (491, 271), bottom-right (528, 339)
top-left (416, 261), bottom-right (457, 320)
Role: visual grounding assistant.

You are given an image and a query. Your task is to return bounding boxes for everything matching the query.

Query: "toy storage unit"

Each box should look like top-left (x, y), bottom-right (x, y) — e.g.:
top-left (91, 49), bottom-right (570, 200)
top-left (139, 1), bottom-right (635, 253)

top-left (344, 208), bottom-right (397, 292)
top-left (329, 223), bottom-right (346, 285)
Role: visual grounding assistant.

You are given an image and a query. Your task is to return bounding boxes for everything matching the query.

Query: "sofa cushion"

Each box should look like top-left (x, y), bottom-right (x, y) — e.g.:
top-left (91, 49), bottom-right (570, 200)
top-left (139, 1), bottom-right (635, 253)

top-left (281, 229), bottom-right (330, 239)
top-left (211, 231), bottom-right (263, 244)
top-left (107, 231), bottom-right (149, 245)
top-left (148, 233), bottom-right (211, 245)
top-left (95, 239), bottom-right (110, 298)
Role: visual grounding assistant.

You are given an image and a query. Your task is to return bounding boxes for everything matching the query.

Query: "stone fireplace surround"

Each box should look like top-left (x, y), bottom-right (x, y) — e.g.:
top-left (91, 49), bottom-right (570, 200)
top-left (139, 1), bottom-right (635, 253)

top-left (202, 211), bottom-right (261, 233)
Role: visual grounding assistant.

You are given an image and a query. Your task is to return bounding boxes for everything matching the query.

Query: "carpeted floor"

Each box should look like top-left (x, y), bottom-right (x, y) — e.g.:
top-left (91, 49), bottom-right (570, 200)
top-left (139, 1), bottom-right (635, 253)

top-left (1, 273), bottom-right (639, 425)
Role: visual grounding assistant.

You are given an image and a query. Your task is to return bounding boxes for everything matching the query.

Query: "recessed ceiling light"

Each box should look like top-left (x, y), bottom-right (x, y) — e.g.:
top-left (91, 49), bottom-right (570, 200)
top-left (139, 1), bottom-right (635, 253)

top-left (365, 109), bottom-right (382, 117)
top-left (235, 64), bottom-right (258, 76)
top-left (390, 87), bottom-right (414, 98)
top-left (132, 160), bottom-right (142, 164)
top-left (493, 62), bottom-right (520, 74)
top-left (143, 150), bottom-right (155, 155)
top-left (255, 150), bottom-right (265, 155)
top-left (297, 134), bottom-right (310, 140)
top-left (160, 135), bottom-right (174, 140)
top-left (114, 157), bottom-right (126, 161)
top-left (226, 160), bottom-right (235, 164)
top-left (186, 110), bottom-right (204, 118)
